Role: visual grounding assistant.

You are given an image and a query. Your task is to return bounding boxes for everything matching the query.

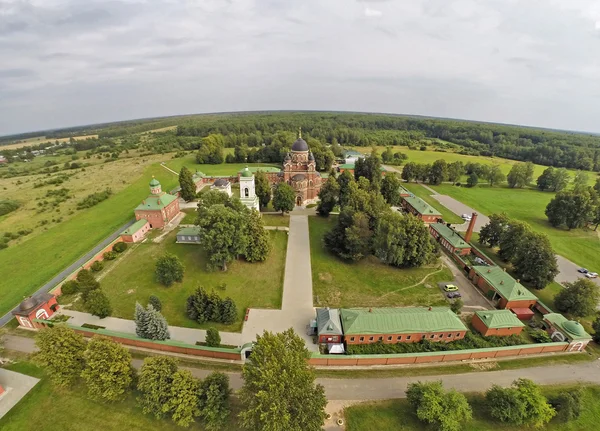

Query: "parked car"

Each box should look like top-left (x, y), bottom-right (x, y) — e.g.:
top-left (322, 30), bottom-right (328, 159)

top-left (461, 214), bottom-right (471, 221)
top-left (446, 292), bottom-right (462, 299)
top-left (443, 284), bottom-right (459, 292)
top-left (578, 268), bottom-right (588, 274)
top-left (586, 272), bottom-right (598, 279)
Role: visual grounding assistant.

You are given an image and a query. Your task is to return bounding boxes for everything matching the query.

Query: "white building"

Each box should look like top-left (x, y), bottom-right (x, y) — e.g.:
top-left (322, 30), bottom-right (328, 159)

top-left (239, 166), bottom-right (260, 211)
top-left (210, 178), bottom-right (232, 197)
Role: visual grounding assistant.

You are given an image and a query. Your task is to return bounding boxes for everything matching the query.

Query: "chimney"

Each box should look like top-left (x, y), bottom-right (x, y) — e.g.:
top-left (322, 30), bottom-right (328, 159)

top-left (464, 212), bottom-right (478, 243)
top-left (500, 280), bottom-right (504, 285)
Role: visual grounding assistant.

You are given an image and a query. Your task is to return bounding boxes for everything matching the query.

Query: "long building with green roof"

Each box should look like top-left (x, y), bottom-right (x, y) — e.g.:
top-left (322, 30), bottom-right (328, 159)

top-left (340, 307), bottom-right (467, 345)
top-left (401, 195), bottom-right (442, 223)
top-left (472, 310), bottom-right (525, 337)
top-left (469, 266), bottom-right (538, 310)
top-left (429, 223), bottom-right (471, 255)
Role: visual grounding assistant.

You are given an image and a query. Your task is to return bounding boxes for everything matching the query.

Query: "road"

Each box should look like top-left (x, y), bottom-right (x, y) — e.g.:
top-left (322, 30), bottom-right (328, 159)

top-left (5, 335), bottom-right (600, 400)
top-left (0, 219), bottom-right (135, 327)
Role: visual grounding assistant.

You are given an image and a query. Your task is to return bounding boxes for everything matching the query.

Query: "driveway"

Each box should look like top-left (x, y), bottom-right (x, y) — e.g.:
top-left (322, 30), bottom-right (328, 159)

top-left (555, 255), bottom-right (600, 287)
top-left (439, 255), bottom-right (493, 311)
top-left (431, 195), bottom-right (489, 232)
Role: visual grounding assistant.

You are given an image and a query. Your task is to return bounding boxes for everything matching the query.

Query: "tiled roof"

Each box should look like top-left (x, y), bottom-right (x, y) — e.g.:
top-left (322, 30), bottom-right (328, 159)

top-left (402, 195), bottom-right (442, 216)
top-left (122, 219), bottom-right (148, 235)
top-left (471, 266), bottom-right (537, 302)
top-left (135, 193), bottom-right (177, 211)
top-left (430, 223), bottom-right (470, 249)
top-left (475, 310), bottom-right (525, 329)
top-left (340, 307), bottom-right (467, 335)
top-left (316, 308), bottom-right (343, 336)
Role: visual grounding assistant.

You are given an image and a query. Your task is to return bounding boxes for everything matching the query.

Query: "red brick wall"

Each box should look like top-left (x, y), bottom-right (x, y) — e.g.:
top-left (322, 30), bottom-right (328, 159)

top-left (344, 330), bottom-right (467, 344)
top-left (472, 314), bottom-right (524, 337)
top-left (502, 299), bottom-right (537, 310)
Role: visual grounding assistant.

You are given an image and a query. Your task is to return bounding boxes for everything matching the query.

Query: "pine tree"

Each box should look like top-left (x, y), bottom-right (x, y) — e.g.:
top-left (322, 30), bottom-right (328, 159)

top-left (205, 328), bottom-right (221, 347)
top-left (186, 287), bottom-right (209, 323)
top-left (179, 166), bottom-right (197, 202)
top-left (135, 302), bottom-right (149, 338)
top-left (148, 295), bottom-right (162, 311)
top-left (145, 305), bottom-right (170, 340)
top-left (220, 297), bottom-right (237, 325)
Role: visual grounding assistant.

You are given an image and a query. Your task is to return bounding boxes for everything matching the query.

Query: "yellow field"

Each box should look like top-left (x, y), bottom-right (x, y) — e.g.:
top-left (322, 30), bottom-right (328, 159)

top-left (141, 126), bottom-right (177, 134)
top-left (0, 134), bottom-right (99, 150)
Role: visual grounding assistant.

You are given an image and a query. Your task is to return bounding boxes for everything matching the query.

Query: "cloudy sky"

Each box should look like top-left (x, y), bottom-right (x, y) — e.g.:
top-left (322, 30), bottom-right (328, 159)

top-left (1, 0), bottom-right (600, 136)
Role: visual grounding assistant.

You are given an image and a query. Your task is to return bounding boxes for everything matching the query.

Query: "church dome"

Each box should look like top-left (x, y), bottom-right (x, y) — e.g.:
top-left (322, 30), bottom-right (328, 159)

top-left (20, 297), bottom-right (37, 311)
top-left (291, 137), bottom-right (309, 152)
top-left (241, 166), bottom-right (253, 178)
top-left (284, 153), bottom-right (291, 161)
top-left (149, 177), bottom-right (160, 187)
top-left (292, 174), bottom-right (306, 181)
top-left (563, 320), bottom-right (587, 337)
top-left (213, 179), bottom-right (228, 187)
top-left (308, 151), bottom-right (315, 160)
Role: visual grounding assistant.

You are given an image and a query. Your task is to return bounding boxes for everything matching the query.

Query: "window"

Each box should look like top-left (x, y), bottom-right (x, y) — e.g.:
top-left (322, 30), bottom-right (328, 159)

top-left (387, 336), bottom-right (393, 341)
top-left (378, 336), bottom-right (383, 341)
top-left (456, 333), bottom-right (461, 337)
top-left (447, 333), bottom-right (452, 338)
top-left (422, 335), bottom-right (426, 339)
top-left (369, 336), bottom-right (374, 341)
top-left (406, 335), bottom-right (411, 340)
top-left (359, 337), bottom-right (364, 342)
top-left (245, 188), bottom-right (249, 197)
top-left (397, 336), bottom-right (402, 341)
top-left (430, 334), bottom-right (435, 339)
top-left (350, 337), bottom-right (355, 342)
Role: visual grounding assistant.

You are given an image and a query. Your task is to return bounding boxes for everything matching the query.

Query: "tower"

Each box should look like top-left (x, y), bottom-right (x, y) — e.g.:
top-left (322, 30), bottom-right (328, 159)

top-left (149, 176), bottom-right (161, 195)
top-left (239, 166), bottom-right (260, 211)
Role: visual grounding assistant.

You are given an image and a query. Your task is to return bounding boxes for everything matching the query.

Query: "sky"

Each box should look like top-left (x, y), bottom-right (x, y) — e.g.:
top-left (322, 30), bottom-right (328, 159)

top-left (2, 0), bottom-right (600, 136)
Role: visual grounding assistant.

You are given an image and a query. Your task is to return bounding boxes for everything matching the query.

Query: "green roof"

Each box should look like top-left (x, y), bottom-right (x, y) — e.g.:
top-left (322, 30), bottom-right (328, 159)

top-left (244, 166), bottom-right (281, 173)
top-left (122, 219), bottom-right (148, 235)
top-left (240, 166), bottom-right (253, 177)
top-left (177, 227), bottom-right (200, 236)
top-left (430, 223), bottom-right (470, 249)
top-left (149, 177), bottom-right (160, 187)
top-left (135, 192), bottom-right (178, 211)
top-left (343, 149), bottom-right (363, 157)
top-left (471, 266), bottom-right (537, 302)
top-left (402, 195), bottom-right (442, 216)
top-left (399, 185), bottom-right (411, 195)
top-left (192, 172), bottom-right (206, 180)
top-left (340, 307), bottom-right (467, 335)
top-left (316, 308), bottom-right (343, 336)
top-left (475, 310), bottom-right (525, 329)
top-left (544, 313), bottom-right (592, 341)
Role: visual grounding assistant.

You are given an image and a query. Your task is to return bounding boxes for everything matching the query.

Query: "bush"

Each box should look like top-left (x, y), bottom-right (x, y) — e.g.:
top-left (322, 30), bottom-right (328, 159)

top-left (77, 188), bottom-right (112, 209)
top-left (450, 299), bottom-right (463, 314)
top-left (113, 241), bottom-right (127, 253)
top-left (550, 389), bottom-right (583, 422)
top-left (84, 290), bottom-right (112, 318)
top-left (186, 287), bottom-right (237, 325)
top-left (205, 328), bottom-right (221, 347)
top-left (407, 381), bottom-right (472, 431)
top-left (90, 260), bottom-right (104, 272)
top-left (61, 280), bottom-right (80, 295)
top-left (0, 199), bottom-right (20, 216)
top-left (155, 253), bottom-right (184, 286)
top-left (148, 295), bottom-right (162, 312)
top-left (528, 329), bottom-right (553, 343)
top-left (103, 251), bottom-right (117, 260)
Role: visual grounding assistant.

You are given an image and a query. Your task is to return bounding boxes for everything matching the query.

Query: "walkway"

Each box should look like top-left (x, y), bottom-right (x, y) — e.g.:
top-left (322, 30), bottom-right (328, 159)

top-left (0, 219), bottom-right (136, 327)
top-left (4, 335), bottom-right (600, 401)
top-left (0, 368), bottom-right (40, 419)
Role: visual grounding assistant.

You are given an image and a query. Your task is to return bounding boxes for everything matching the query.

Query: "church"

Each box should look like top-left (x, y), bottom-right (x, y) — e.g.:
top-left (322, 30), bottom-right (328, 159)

top-left (282, 130), bottom-right (323, 206)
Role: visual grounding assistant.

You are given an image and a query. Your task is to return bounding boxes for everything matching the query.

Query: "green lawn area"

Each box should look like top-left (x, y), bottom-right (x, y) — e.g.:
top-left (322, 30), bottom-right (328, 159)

top-left (309, 216), bottom-right (452, 308)
top-left (401, 182), bottom-right (464, 224)
top-left (93, 229), bottom-right (287, 332)
top-left (261, 214), bottom-right (290, 227)
top-left (431, 184), bottom-right (600, 270)
top-left (345, 384), bottom-right (600, 431)
top-left (0, 361), bottom-right (240, 431)
top-left (165, 155), bottom-right (279, 177)
top-left (180, 208), bottom-right (197, 224)
top-left (0, 162), bottom-right (179, 319)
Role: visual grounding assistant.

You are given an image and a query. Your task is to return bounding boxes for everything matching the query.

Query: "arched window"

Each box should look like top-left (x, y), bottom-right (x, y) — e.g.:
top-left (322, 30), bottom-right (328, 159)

top-left (245, 188), bottom-right (249, 197)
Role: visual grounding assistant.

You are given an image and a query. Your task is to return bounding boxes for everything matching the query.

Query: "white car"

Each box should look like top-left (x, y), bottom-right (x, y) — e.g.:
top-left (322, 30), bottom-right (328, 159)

top-left (586, 272), bottom-right (598, 279)
top-left (461, 214), bottom-right (472, 221)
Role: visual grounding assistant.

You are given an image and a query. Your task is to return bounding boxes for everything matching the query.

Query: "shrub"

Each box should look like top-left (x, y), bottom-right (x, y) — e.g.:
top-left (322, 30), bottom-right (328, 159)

top-left (84, 290), bottom-right (112, 318)
top-left (155, 253), bottom-right (184, 286)
top-left (205, 328), bottom-right (221, 347)
top-left (550, 389), bottom-right (583, 422)
top-left (186, 288), bottom-right (237, 325)
top-left (529, 329), bottom-right (553, 343)
top-left (407, 381), bottom-right (472, 431)
top-left (90, 260), bottom-right (104, 272)
top-left (0, 199), bottom-right (20, 216)
top-left (76, 188), bottom-right (112, 209)
top-left (450, 298), bottom-right (463, 314)
top-left (148, 295), bottom-right (162, 312)
top-left (103, 251), bottom-right (117, 260)
top-left (113, 241), bottom-right (127, 253)
top-left (61, 280), bottom-right (80, 295)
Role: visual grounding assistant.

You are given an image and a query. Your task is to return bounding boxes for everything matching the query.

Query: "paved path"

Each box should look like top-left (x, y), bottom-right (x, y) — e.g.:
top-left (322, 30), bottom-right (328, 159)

top-left (160, 162), bottom-right (179, 176)
top-left (439, 254), bottom-right (493, 310)
top-left (0, 368), bottom-right (40, 419)
top-left (0, 219), bottom-right (135, 327)
top-left (4, 335), bottom-right (600, 401)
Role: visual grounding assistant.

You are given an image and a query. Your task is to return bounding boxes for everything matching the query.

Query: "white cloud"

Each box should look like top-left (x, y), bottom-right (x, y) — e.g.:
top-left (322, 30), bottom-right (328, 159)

top-left (364, 7), bottom-right (382, 18)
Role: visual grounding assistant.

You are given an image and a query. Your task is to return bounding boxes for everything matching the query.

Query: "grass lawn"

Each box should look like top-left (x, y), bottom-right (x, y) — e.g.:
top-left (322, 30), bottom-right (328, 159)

top-left (309, 216), bottom-right (452, 308)
top-left (93, 229), bottom-right (287, 332)
top-left (180, 208), bottom-right (197, 224)
top-left (261, 214), bottom-right (290, 227)
top-left (345, 384), bottom-right (600, 431)
top-left (401, 182), bottom-right (464, 224)
top-left (0, 361), bottom-right (241, 431)
top-left (165, 155), bottom-right (279, 177)
top-left (431, 184), bottom-right (600, 270)
top-left (0, 159), bottom-right (179, 319)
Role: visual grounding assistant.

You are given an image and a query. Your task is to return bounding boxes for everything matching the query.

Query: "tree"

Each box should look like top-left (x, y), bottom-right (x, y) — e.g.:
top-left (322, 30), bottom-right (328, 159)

top-left (447, 161), bottom-right (464, 184)
top-left (380, 173), bottom-right (402, 206)
top-left (573, 171), bottom-right (589, 191)
top-left (551, 168), bottom-right (570, 192)
top-left (337, 169), bottom-right (355, 206)
top-left (479, 213), bottom-right (510, 247)
top-left (155, 253), bottom-right (185, 286)
top-left (485, 379), bottom-right (555, 427)
top-left (324, 209), bottom-right (372, 261)
top-left (167, 370), bottom-right (200, 427)
top-left (219, 297), bottom-right (237, 325)
top-left (90, 260), bottom-right (104, 272)
top-left (594, 177), bottom-right (600, 194)
top-left (507, 163), bottom-right (529, 188)
top-left (34, 325), bottom-right (86, 387)
top-left (545, 190), bottom-right (595, 229)
top-left (179, 166), bottom-right (197, 202)
top-left (243, 210), bottom-right (271, 262)
top-left (551, 389), bottom-right (583, 423)
top-left (407, 381), bottom-right (472, 431)
top-left (428, 159), bottom-right (448, 185)
top-left (524, 161), bottom-right (535, 185)
top-left (81, 336), bottom-right (134, 402)
top-left (316, 176), bottom-right (339, 216)
top-left (272, 182), bottom-right (295, 214)
top-left (197, 205), bottom-right (247, 271)
top-left (196, 134), bottom-right (224, 164)
top-left (135, 302), bottom-right (150, 338)
top-left (401, 162), bottom-right (417, 182)
top-left (450, 298), bottom-right (463, 314)
top-left (372, 212), bottom-right (435, 268)
top-left (592, 315), bottom-right (600, 342)
top-left (354, 149), bottom-right (382, 188)
top-left (61, 279), bottom-right (80, 295)
top-left (486, 164), bottom-right (505, 186)
top-left (186, 288), bottom-right (237, 325)
top-left (186, 287), bottom-right (210, 323)
top-left (512, 231), bottom-right (558, 289)
top-left (137, 356), bottom-right (178, 419)
top-left (537, 167), bottom-right (554, 191)
top-left (498, 220), bottom-right (530, 262)
top-left (381, 146), bottom-right (394, 163)
top-left (148, 294), bottom-right (162, 311)
top-left (254, 170), bottom-right (271, 209)
top-left (198, 372), bottom-right (230, 431)
top-left (555, 278), bottom-right (600, 317)
top-left (205, 327), bottom-right (221, 347)
top-left (145, 305), bottom-right (170, 340)
top-left (239, 329), bottom-right (327, 431)
top-left (466, 172), bottom-right (478, 188)
top-left (84, 289), bottom-right (112, 318)
top-left (77, 269), bottom-right (100, 301)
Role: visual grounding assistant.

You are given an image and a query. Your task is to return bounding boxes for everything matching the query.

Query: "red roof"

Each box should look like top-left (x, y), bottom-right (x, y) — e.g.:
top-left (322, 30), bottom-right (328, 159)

top-left (510, 308), bottom-right (534, 316)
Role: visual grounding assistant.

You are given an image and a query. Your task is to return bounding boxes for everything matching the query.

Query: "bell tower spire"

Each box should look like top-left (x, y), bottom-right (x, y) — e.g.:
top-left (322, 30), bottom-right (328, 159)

top-left (298, 127), bottom-right (302, 139)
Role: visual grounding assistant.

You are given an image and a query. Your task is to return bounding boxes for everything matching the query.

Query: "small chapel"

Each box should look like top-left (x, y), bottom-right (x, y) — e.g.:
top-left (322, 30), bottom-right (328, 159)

top-left (282, 129), bottom-right (323, 206)
top-left (134, 177), bottom-right (180, 228)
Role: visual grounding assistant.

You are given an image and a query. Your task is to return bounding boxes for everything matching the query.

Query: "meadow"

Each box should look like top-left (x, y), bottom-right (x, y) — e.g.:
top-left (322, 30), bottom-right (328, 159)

top-left (165, 154), bottom-right (279, 177)
top-left (431, 184), bottom-right (600, 270)
top-left (0, 134), bottom-right (98, 150)
top-left (83, 230), bottom-right (287, 332)
top-left (309, 216), bottom-right (452, 308)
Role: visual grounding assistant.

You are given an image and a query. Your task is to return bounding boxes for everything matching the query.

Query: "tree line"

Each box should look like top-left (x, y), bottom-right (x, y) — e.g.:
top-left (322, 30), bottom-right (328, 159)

top-left (545, 178), bottom-right (600, 230)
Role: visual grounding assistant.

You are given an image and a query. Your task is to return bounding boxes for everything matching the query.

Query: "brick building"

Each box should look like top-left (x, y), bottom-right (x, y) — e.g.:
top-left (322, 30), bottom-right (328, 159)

top-left (120, 219), bottom-right (150, 243)
top-left (469, 266), bottom-right (538, 310)
top-left (282, 132), bottom-right (323, 206)
top-left (429, 223), bottom-right (471, 256)
top-left (472, 310), bottom-right (525, 337)
top-left (12, 293), bottom-right (58, 329)
top-left (401, 195), bottom-right (442, 223)
top-left (340, 307), bottom-right (467, 345)
top-left (315, 308), bottom-right (343, 344)
top-left (543, 313), bottom-right (592, 352)
top-left (134, 177), bottom-right (180, 229)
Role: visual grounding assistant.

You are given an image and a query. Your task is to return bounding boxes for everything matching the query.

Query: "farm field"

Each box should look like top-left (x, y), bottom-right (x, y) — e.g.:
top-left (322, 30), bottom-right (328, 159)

top-left (431, 184), bottom-right (600, 270)
top-left (309, 216), bottom-right (452, 308)
top-left (0, 159), bottom-right (178, 318)
top-left (344, 384), bottom-right (600, 431)
top-left (0, 134), bottom-right (99, 150)
top-left (165, 155), bottom-right (278, 177)
top-left (401, 182), bottom-right (464, 224)
top-left (0, 361), bottom-right (241, 431)
top-left (90, 229), bottom-right (287, 332)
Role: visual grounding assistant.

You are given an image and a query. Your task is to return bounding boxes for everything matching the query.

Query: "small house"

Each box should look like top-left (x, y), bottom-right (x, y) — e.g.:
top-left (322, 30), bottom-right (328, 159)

top-left (469, 266), bottom-right (538, 310)
top-left (210, 178), bottom-right (232, 197)
top-left (401, 196), bottom-right (442, 223)
top-left (12, 293), bottom-right (58, 329)
top-left (316, 308), bottom-right (343, 344)
top-left (176, 227), bottom-right (201, 244)
top-left (543, 313), bottom-right (592, 352)
top-left (472, 310), bottom-right (525, 337)
top-left (121, 219), bottom-right (150, 243)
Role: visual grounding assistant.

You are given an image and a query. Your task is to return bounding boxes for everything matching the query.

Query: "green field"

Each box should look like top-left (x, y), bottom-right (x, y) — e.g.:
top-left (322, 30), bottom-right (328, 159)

top-left (87, 229), bottom-right (287, 332)
top-left (165, 155), bottom-right (279, 177)
top-left (0, 162), bottom-right (179, 318)
top-left (180, 208), bottom-right (197, 224)
top-left (401, 182), bottom-right (464, 224)
top-left (309, 216), bottom-right (452, 308)
top-left (0, 361), bottom-right (240, 431)
top-left (261, 214), bottom-right (290, 227)
top-left (345, 384), bottom-right (600, 431)
top-left (431, 184), bottom-right (600, 270)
